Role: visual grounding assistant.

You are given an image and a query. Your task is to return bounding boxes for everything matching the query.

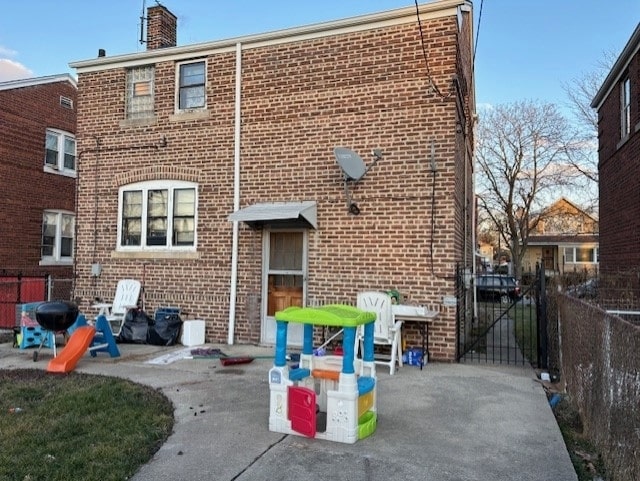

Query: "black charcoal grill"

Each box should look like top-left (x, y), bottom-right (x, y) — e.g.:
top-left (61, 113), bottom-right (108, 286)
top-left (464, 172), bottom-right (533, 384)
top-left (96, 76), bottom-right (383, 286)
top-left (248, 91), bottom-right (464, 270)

top-left (32, 301), bottom-right (79, 362)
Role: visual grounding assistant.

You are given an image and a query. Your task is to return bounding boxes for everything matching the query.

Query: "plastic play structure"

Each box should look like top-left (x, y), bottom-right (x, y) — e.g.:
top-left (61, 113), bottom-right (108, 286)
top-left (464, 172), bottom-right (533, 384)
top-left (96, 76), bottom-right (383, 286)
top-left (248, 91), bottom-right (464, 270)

top-left (268, 304), bottom-right (378, 444)
top-left (47, 314), bottom-right (120, 373)
top-left (16, 300), bottom-right (120, 373)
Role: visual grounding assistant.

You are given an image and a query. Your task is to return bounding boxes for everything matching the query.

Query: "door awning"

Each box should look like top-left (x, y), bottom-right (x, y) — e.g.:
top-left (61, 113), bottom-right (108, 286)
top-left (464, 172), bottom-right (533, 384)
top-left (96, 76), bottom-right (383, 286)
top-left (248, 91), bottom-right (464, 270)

top-left (228, 201), bottom-right (317, 229)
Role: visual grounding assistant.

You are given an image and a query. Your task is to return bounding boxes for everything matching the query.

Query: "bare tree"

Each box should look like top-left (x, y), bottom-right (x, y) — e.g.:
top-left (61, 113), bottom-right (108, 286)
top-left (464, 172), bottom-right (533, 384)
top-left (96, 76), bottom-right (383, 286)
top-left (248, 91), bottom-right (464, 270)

top-left (475, 101), bottom-right (576, 280)
top-left (561, 51), bottom-right (617, 209)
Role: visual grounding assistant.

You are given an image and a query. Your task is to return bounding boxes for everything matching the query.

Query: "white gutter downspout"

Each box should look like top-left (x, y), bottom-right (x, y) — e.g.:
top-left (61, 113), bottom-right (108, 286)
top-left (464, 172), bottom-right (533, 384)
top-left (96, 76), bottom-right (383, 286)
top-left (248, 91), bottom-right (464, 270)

top-left (470, 145), bottom-right (478, 322)
top-left (228, 42), bottom-right (242, 345)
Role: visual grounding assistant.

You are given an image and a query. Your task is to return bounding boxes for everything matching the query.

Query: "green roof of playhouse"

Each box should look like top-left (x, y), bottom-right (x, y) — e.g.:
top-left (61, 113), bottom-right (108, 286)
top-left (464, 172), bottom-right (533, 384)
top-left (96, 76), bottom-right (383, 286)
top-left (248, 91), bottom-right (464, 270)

top-left (274, 305), bottom-right (375, 327)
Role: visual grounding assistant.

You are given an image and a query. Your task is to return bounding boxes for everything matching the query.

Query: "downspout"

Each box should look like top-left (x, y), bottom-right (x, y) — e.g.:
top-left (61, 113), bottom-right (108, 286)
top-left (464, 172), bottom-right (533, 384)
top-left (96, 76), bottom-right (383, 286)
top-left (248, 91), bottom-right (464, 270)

top-left (470, 143), bottom-right (478, 322)
top-left (228, 42), bottom-right (242, 345)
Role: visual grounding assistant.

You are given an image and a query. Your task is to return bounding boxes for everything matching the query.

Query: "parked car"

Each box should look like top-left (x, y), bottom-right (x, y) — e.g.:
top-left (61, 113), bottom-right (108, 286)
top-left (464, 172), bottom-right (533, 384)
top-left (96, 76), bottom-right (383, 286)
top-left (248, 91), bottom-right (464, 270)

top-left (476, 274), bottom-right (521, 304)
top-left (566, 278), bottom-right (598, 299)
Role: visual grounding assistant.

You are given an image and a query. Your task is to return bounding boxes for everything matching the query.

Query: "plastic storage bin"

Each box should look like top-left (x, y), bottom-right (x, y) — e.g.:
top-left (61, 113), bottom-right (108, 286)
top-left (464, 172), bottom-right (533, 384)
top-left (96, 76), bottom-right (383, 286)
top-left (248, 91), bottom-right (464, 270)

top-left (181, 320), bottom-right (205, 346)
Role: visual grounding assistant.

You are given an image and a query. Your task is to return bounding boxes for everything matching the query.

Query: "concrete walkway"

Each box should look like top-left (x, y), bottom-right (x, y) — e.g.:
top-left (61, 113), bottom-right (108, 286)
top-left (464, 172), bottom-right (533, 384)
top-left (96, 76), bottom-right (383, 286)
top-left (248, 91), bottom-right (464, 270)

top-left (0, 341), bottom-right (577, 481)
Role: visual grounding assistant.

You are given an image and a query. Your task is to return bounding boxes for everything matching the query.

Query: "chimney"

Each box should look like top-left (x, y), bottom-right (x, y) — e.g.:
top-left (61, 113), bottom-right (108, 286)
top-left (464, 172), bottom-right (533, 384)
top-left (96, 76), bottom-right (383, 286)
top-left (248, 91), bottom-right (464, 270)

top-left (146, 5), bottom-right (177, 50)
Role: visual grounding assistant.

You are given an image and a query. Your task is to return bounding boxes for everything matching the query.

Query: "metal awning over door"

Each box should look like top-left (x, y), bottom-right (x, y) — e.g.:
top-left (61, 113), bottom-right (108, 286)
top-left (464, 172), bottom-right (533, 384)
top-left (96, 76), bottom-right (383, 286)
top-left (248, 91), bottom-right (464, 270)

top-left (228, 201), bottom-right (317, 229)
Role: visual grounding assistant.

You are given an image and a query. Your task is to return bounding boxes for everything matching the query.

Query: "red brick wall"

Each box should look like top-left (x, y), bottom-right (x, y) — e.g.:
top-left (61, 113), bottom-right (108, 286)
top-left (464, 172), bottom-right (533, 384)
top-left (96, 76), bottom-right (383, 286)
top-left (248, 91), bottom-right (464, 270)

top-left (597, 49), bottom-right (640, 284)
top-left (146, 5), bottom-right (177, 50)
top-left (0, 80), bottom-right (76, 278)
top-left (74, 7), bottom-right (474, 361)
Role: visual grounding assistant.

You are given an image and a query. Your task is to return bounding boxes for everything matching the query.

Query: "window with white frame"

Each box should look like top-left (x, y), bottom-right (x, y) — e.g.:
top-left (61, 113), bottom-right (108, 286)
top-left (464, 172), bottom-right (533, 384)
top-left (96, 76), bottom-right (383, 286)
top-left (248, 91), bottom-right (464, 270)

top-left (118, 180), bottom-right (197, 250)
top-left (564, 246), bottom-right (598, 264)
top-left (177, 60), bottom-right (206, 110)
top-left (621, 76), bottom-right (631, 138)
top-left (41, 211), bottom-right (74, 264)
top-left (126, 65), bottom-right (155, 119)
top-left (45, 129), bottom-right (76, 174)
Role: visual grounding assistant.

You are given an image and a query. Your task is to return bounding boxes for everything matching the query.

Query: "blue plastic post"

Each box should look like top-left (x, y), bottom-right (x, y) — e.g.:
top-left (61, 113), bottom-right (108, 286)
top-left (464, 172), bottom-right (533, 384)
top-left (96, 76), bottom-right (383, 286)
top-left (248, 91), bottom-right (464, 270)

top-left (92, 314), bottom-right (120, 358)
top-left (303, 324), bottom-right (313, 355)
top-left (363, 322), bottom-right (374, 363)
top-left (342, 326), bottom-right (356, 374)
top-left (275, 320), bottom-right (288, 367)
top-left (68, 313), bottom-right (88, 334)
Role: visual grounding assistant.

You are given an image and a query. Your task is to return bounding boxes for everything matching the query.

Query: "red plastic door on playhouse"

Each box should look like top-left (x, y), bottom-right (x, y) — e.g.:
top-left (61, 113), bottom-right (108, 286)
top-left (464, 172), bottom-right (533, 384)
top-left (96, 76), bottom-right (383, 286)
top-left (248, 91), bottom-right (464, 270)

top-left (288, 386), bottom-right (316, 438)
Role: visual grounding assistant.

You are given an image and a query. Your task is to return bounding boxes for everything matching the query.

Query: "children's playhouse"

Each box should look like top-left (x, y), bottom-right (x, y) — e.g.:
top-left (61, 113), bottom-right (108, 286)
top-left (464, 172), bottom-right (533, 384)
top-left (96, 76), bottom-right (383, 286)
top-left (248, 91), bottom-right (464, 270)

top-left (268, 304), bottom-right (378, 444)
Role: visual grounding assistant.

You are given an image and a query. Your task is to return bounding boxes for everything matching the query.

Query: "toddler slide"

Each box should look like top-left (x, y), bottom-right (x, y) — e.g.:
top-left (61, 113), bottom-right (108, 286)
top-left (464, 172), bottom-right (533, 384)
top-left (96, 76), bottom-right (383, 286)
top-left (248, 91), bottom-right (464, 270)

top-left (47, 326), bottom-right (96, 373)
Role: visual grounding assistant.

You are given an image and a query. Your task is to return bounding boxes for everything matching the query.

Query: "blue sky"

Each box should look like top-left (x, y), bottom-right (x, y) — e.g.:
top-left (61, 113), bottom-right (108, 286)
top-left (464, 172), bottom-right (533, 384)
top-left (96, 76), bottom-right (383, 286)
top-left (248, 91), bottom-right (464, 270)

top-left (0, 0), bottom-right (638, 110)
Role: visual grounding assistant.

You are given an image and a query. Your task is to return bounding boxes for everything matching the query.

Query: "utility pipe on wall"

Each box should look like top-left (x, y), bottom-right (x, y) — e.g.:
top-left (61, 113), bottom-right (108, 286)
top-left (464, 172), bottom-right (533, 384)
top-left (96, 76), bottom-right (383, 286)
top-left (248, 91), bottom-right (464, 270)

top-left (228, 42), bottom-right (242, 345)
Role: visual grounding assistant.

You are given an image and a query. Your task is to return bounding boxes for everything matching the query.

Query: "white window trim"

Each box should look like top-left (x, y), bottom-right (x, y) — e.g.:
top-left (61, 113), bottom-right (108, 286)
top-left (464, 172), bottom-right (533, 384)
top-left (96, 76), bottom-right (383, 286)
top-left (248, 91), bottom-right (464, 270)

top-left (44, 128), bottom-right (76, 178)
top-left (563, 246), bottom-right (599, 264)
top-left (175, 59), bottom-right (207, 114)
top-left (117, 180), bottom-right (198, 252)
top-left (39, 210), bottom-right (75, 266)
top-left (621, 77), bottom-right (631, 139)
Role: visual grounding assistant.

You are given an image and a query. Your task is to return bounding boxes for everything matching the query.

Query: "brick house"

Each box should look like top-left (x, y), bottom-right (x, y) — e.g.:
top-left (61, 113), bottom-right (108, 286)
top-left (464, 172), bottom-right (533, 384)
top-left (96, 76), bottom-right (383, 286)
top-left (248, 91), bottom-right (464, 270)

top-left (521, 198), bottom-right (599, 278)
top-left (70, 0), bottom-right (475, 361)
top-left (0, 75), bottom-right (77, 326)
top-left (591, 22), bottom-right (640, 297)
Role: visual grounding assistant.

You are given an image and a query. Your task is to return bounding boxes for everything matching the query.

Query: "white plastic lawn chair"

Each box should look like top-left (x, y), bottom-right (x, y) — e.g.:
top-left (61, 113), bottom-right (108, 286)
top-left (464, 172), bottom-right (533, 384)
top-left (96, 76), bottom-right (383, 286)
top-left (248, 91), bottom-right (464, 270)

top-left (357, 291), bottom-right (403, 375)
top-left (92, 279), bottom-right (141, 336)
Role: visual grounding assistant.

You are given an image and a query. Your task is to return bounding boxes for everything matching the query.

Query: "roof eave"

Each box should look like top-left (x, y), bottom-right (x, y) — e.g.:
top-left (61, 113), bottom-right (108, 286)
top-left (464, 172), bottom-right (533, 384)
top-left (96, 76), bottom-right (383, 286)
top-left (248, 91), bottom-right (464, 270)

top-left (591, 22), bottom-right (640, 110)
top-left (0, 73), bottom-right (77, 91)
top-left (69, 0), bottom-right (471, 73)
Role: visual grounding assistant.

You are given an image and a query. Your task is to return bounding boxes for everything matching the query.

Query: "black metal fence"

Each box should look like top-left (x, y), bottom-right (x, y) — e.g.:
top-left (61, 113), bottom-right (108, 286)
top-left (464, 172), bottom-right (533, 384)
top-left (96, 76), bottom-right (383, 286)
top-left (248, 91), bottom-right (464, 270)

top-left (457, 264), bottom-right (548, 368)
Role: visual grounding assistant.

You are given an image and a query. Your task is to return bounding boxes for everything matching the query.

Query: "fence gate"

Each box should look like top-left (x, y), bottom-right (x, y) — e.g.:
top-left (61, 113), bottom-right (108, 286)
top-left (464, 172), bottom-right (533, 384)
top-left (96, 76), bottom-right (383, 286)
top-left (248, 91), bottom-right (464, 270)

top-left (457, 264), bottom-right (548, 368)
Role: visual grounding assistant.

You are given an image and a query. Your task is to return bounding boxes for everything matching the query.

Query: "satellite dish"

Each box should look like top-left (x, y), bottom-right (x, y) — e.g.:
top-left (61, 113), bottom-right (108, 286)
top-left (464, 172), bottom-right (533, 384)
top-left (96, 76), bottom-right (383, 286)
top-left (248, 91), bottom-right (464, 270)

top-left (333, 147), bottom-right (367, 181)
top-left (333, 147), bottom-right (383, 215)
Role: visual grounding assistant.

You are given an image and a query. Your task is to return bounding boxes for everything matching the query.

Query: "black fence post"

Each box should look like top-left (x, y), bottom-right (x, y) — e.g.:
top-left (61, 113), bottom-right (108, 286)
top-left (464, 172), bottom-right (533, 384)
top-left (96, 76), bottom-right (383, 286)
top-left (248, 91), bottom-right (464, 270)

top-left (44, 273), bottom-right (50, 301)
top-left (16, 272), bottom-right (22, 304)
top-left (537, 264), bottom-right (548, 369)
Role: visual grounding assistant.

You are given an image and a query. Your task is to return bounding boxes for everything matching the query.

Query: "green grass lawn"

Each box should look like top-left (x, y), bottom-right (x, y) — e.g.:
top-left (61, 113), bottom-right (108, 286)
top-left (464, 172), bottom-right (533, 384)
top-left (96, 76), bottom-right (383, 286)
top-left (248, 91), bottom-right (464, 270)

top-left (512, 304), bottom-right (538, 364)
top-left (0, 369), bottom-right (173, 481)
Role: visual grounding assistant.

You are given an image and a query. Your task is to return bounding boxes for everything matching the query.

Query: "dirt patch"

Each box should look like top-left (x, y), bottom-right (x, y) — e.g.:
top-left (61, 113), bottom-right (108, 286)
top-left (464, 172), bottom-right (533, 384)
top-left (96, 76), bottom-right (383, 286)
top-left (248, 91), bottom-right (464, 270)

top-left (549, 391), bottom-right (608, 480)
top-left (0, 330), bottom-right (15, 345)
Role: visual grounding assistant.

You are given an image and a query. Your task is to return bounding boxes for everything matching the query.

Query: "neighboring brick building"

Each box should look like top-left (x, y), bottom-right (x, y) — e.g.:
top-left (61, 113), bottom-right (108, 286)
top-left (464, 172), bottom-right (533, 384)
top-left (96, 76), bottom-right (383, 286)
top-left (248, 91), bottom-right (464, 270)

top-left (592, 23), bottom-right (640, 297)
top-left (0, 75), bottom-right (77, 325)
top-left (70, 1), bottom-right (475, 361)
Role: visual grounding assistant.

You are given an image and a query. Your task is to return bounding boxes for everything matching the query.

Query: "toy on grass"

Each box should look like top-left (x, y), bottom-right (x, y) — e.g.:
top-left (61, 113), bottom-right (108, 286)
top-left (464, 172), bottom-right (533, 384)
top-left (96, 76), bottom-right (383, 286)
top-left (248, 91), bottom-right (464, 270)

top-left (268, 304), bottom-right (377, 444)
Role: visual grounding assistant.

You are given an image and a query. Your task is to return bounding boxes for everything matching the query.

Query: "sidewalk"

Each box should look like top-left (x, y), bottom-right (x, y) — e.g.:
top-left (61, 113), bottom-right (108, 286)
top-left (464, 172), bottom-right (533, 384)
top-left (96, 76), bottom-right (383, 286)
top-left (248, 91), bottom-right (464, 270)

top-left (0, 342), bottom-right (577, 481)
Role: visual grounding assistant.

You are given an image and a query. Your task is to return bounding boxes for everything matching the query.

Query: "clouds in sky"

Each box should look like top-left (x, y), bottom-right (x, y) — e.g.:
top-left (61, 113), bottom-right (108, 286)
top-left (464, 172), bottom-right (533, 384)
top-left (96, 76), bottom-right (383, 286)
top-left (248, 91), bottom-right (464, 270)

top-left (0, 46), bottom-right (33, 82)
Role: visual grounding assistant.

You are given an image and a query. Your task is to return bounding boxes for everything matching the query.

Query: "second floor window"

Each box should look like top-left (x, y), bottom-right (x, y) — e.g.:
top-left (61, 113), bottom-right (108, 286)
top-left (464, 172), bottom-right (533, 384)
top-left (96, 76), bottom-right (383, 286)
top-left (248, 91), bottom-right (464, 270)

top-left (177, 61), bottom-right (205, 110)
top-left (119, 180), bottom-right (197, 250)
top-left (126, 66), bottom-right (155, 119)
top-left (45, 129), bottom-right (76, 174)
top-left (621, 77), bottom-right (631, 139)
top-left (41, 211), bottom-right (74, 264)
